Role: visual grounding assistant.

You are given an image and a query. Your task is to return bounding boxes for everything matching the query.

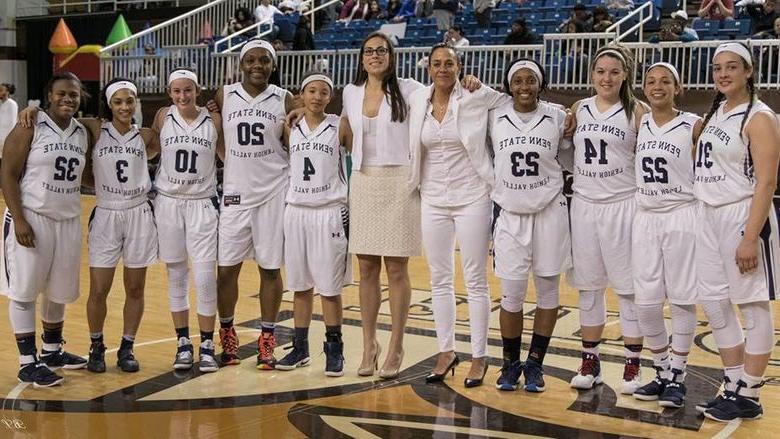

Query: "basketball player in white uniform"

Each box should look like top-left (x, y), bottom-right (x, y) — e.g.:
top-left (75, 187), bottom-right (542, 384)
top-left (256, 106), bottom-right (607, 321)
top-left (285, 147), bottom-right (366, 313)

top-left (568, 45), bottom-right (648, 393)
top-left (1, 72), bottom-right (89, 387)
top-left (212, 38), bottom-right (294, 369)
top-left (16, 78), bottom-right (160, 374)
top-left (694, 43), bottom-right (780, 422)
top-left (629, 63), bottom-right (702, 408)
top-left (152, 69), bottom-right (224, 373)
top-left (274, 73), bottom-right (353, 377)
top-left (489, 59), bottom-right (570, 393)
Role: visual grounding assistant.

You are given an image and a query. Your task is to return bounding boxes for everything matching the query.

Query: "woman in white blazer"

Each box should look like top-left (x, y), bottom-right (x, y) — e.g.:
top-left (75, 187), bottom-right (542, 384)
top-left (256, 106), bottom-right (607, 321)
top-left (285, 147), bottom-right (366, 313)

top-left (408, 43), bottom-right (506, 388)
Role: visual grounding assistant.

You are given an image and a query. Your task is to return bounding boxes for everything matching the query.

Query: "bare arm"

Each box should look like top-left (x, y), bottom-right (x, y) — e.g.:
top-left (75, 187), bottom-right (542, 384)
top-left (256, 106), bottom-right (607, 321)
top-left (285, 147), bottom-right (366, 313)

top-left (211, 111), bottom-right (225, 162)
top-left (716, 0), bottom-right (734, 17)
top-left (80, 120), bottom-right (99, 189)
top-left (1, 125), bottom-right (35, 247)
top-left (736, 112), bottom-right (780, 274)
top-left (691, 118), bottom-right (704, 160)
top-left (633, 101), bottom-right (650, 133)
top-left (339, 116), bottom-right (353, 152)
top-left (698, 0), bottom-right (714, 17)
top-left (140, 127), bottom-right (160, 159)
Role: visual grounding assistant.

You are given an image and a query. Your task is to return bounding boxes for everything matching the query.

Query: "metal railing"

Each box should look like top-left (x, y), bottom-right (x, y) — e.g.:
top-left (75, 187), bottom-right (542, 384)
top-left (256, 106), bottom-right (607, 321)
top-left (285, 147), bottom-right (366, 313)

top-left (214, 17), bottom-right (273, 53)
top-left (17, 0), bottom-right (184, 16)
top-left (302, 0), bottom-right (340, 34)
top-left (606, 0), bottom-right (655, 42)
top-left (542, 32), bottom-right (617, 89)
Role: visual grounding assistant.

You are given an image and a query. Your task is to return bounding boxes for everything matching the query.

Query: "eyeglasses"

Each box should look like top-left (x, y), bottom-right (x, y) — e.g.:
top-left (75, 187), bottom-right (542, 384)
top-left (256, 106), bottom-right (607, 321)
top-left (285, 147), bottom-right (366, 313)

top-left (363, 47), bottom-right (389, 57)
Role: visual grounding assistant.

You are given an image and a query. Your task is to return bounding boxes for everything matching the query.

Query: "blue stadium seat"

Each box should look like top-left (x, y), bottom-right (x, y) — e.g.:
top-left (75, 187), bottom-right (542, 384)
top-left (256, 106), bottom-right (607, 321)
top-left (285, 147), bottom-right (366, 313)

top-left (525, 12), bottom-right (543, 24)
top-left (692, 19), bottom-right (721, 38)
top-left (719, 19), bottom-right (751, 38)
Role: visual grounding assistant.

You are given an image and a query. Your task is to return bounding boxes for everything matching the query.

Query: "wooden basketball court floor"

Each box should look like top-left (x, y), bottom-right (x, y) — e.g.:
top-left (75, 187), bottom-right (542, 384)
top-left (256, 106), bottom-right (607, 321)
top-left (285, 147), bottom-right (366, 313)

top-left (0, 196), bottom-right (779, 438)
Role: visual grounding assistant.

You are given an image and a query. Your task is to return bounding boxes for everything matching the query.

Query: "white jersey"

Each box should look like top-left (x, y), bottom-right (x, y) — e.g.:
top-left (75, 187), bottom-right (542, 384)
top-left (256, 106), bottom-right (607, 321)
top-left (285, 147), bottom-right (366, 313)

top-left (489, 101), bottom-right (569, 214)
top-left (21, 112), bottom-right (87, 220)
top-left (286, 114), bottom-right (348, 207)
top-left (93, 122), bottom-right (151, 210)
top-left (155, 106), bottom-right (217, 199)
top-left (222, 82), bottom-right (290, 209)
top-left (694, 100), bottom-right (778, 207)
top-left (572, 97), bottom-right (638, 203)
top-left (635, 111), bottom-right (699, 212)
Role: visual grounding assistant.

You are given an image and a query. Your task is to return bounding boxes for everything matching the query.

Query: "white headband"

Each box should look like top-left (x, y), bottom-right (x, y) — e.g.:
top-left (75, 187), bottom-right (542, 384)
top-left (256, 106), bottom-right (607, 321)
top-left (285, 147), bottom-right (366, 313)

top-left (714, 42), bottom-right (752, 66)
top-left (596, 48), bottom-right (627, 65)
top-left (300, 74), bottom-right (334, 91)
top-left (105, 81), bottom-right (137, 101)
top-left (240, 39), bottom-right (277, 63)
top-left (168, 70), bottom-right (199, 86)
top-left (507, 61), bottom-right (542, 84)
top-left (647, 62), bottom-right (680, 85)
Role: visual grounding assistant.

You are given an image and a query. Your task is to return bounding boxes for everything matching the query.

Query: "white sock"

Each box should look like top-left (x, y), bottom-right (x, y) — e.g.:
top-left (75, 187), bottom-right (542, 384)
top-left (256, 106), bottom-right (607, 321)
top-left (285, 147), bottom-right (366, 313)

top-left (669, 352), bottom-right (688, 382)
top-left (724, 365), bottom-right (744, 392)
top-left (651, 351), bottom-right (670, 380)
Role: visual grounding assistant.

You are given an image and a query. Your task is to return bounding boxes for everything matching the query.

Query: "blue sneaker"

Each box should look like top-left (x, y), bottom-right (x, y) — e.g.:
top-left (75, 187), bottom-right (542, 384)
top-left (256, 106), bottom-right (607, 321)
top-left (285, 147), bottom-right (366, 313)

top-left (323, 340), bottom-right (344, 377)
top-left (523, 359), bottom-right (546, 393)
top-left (495, 359), bottom-right (523, 391)
top-left (704, 392), bottom-right (763, 422)
top-left (633, 368), bottom-right (667, 401)
top-left (659, 380), bottom-right (686, 408)
top-left (275, 338), bottom-right (310, 371)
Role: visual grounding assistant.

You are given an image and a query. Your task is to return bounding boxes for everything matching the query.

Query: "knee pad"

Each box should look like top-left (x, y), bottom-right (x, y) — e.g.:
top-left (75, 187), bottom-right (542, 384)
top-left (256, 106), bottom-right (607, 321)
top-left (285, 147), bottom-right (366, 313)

top-left (701, 299), bottom-right (743, 349)
top-left (193, 262), bottom-right (217, 317)
top-left (670, 304), bottom-right (697, 353)
top-left (636, 303), bottom-right (668, 350)
top-left (9, 300), bottom-right (36, 334)
top-left (534, 275), bottom-right (560, 310)
top-left (579, 289), bottom-right (606, 326)
top-left (39, 299), bottom-right (65, 324)
top-left (618, 294), bottom-right (643, 338)
top-left (500, 278), bottom-right (527, 313)
top-left (167, 261), bottom-right (190, 313)
top-left (740, 301), bottom-right (775, 355)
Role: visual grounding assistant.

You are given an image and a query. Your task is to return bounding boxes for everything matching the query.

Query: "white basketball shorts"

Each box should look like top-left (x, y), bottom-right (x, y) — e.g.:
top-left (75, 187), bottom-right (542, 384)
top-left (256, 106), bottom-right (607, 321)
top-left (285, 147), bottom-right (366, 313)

top-left (697, 198), bottom-right (779, 304)
top-left (570, 196), bottom-right (635, 294)
top-left (153, 193), bottom-right (218, 264)
top-left (632, 203), bottom-right (697, 305)
top-left (88, 201), bottom-right (158, 268)
top-left (493, 193), bottom-right (571, 280)
top-left (284, 204), bottom-right (351, 296)
top-left (1, 208), bottom-right (80, 303)
top-left (218, 189), bottom-right (285, 269)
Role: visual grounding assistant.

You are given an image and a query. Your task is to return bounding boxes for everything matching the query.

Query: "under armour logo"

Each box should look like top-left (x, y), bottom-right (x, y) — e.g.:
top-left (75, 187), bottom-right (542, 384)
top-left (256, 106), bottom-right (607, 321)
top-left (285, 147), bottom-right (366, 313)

top-left (332, 232), bottom-right (341, 238)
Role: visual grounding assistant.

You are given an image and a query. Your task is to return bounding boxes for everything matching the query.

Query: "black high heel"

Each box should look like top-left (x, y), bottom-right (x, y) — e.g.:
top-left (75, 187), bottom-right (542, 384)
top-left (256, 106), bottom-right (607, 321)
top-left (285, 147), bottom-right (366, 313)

top-left (425, 355), bottom-right (460, 383)
top-left (464, 361), bottom-right (489, 388)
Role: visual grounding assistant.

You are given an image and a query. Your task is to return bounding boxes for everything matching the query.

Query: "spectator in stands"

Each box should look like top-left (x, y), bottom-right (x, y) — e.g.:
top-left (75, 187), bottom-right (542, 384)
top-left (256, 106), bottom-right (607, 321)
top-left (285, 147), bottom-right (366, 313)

top-left (223, 7), bottom-right (255, 35)
top-left (432, 0), bottom-right (459, 30)
top-left (392, 0), bottom-right (419, 21)
top-left (385, 0), bottom-right (403, 18)
top-left (278, 0), bottom-right (305, 13)
top-left (603, 0), bottom-right (634, 10)
top-left (592, 6), bottom-right (614, 31)
top-left (697, 0), bottom-right (735, 20)
top-left (340, 0), bottom-right (359, 20)
top-left (254, 0), bottom-right (283, 40)
top-left (273, 39), bottom-right (286, 52)
top-left (416, 0), bottom-right (434, 18)
top-left (739, 0), bottom-right (778, 34)
top-left (294, 15), bottom-right (316, 50)
top-left (365, 0), bottom-right (385, 20)
top-left (559, 3), bottom-right (591, 32)
top-left (504, 18), bottom-right (537, 44)
top-left (474, 0), bottom-right (494, 28)
top-left (445, 25), bottom-right (470, 46)
top-left (759, 14), bottom-right (780, 36)
top-left (0, 83), bottom-right (17, 164)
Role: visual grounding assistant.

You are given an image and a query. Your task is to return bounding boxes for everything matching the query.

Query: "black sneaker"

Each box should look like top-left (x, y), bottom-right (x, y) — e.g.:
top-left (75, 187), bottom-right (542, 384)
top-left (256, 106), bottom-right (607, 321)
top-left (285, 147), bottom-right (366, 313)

top-left (275, 338), bottom-right (310, 371)
top-left (18, 362), bottom-right (64, 388)
top-left (87, 342), bottom-right (106, 373)
top-left (704, 392), bottom-right (763, 422)
top-left (659, 380), bottom-right (686, 408)
top-left (523, 359), bottom-right (546, 393)
top-left (696, 375), bottom-right (732, 414)
top-left (117, 348), bottom-right (140, 373)
top-left (324, 340), bottom-right (345, 377)
top-left (633, 368), bottom-right (667, 401)
top-left (495, 359), bottom-right (523, 391)
top-left (41, 342), bottom-right (87, 370)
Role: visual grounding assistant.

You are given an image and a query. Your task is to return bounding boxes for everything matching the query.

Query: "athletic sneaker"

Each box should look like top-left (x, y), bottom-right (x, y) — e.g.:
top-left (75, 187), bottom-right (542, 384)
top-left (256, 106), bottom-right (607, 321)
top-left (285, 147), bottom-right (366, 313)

top-left (523, 359), bottom-right (546, 393)
top-left (219, 326), bottom-right (241, 366)
top-left (633, 370), bottom-right (667, 401)
top-left (696, 376), bottom-right (732, 414)
top-left (659, 380), bottom-right (686, 408)
top-left (256, 332), bottom-right (277, 370)
top-left (495, 359), bottom-right (523, 391)
top-left (18, 362), bottom-right (64, 388)
top-left (324, 340), bottom-right (345, 377)
top-left (173, 337), bottom-right (194, 370)
top-left (40, 341), bottom-right (87, 370)
top-left (276, 336), bottom-right (310, 371)
top-left (570, 353), bottom-right (602, 389)
top-left (704, 392), bottom-right (763, 422)
top-left (199, 339), bottom-right (219, 373)
top-left (117, 348), bottom-right (140, 373)
top-left (87, 342), bottom-right (107, 374)
top-left (621, 358), bottom-right (642, 395)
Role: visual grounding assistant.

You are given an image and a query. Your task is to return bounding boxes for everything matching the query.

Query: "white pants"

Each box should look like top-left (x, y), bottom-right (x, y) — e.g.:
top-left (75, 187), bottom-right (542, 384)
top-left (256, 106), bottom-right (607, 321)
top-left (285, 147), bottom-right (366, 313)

top-left (422, 197), bottom-right (492, 358)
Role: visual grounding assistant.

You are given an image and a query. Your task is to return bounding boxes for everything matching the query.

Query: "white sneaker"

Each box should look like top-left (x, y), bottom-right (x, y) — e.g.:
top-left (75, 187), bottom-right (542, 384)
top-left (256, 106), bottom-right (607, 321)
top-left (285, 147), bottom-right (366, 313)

top-left (570, 353), bottom-right (602, 390)
top-left (173, 337), bottom-right (194, 370)
top-left (620, 359), bottom-right (642, 395)
top-left (198, 339), bottom-right (219, 373)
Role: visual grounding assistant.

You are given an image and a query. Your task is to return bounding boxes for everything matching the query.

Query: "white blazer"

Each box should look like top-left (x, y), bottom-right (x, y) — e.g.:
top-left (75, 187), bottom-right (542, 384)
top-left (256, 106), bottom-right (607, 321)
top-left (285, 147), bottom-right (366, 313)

top-left (408, 82), bottom-right (508, 191)
top-left (342, 78), bottom-right (424, 171)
